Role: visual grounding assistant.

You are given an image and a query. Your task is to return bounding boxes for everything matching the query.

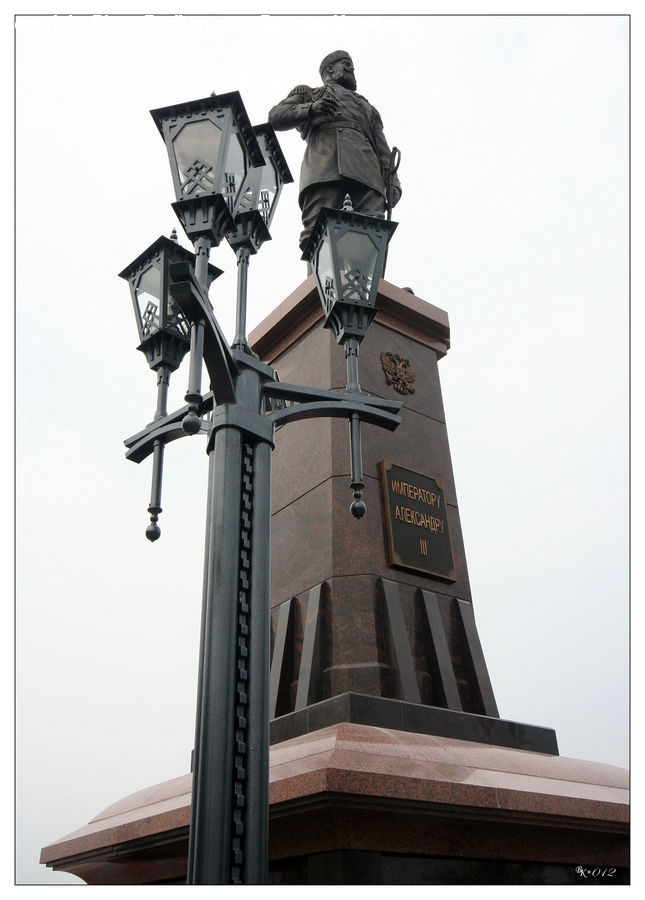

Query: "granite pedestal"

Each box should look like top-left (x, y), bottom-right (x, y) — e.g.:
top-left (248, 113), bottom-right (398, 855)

top-left (40, 278), bottom-right (629, 883)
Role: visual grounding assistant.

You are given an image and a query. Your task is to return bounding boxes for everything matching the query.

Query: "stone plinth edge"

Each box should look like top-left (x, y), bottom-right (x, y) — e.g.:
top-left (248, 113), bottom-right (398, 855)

top-left (249, 277), bottom-right (450, 365)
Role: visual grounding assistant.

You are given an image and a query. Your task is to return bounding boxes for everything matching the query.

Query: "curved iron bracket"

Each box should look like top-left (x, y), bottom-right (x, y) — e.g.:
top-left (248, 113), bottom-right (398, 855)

top-left (125, 420), bottom-right (209, 464)
top-left (124, 374), bottom-right (403, 465)
top-left (271, 399), bottom-right (401, 431)
top-left (265, 382), bottom-right (402, 431)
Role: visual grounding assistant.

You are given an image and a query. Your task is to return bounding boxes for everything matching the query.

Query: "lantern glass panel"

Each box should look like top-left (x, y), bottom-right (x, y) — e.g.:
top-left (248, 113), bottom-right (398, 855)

top-left (315, 236), bottom-right (336, 315)
top-left (336, 230), bottom-right (379, 304)
top-left (172, 119), bottom-right (223, 198)
top-left (136, 265), bottom-right (162, 338)
top-left (222, 132), bottom-right (247, 212)
top-left (236, 179), bottom-right (256, 216)
top-left (236, 157), bottom-right (277, 222)
top-left (258, 159), bottom-right (279, 224)
top-left (166, 297), bottom-right (190, 338)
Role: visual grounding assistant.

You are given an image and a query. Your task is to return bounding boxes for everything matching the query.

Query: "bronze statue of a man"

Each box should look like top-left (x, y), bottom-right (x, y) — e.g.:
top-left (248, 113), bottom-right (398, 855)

top-left (269, 50), bottom-right (402, 250)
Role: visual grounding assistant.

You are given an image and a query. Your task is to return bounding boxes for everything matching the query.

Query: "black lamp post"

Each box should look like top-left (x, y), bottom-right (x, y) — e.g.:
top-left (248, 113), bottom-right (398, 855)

top-left (122, 92), bottom-right (402, 885)
top-left (302, 195), bottom-right (397, 516)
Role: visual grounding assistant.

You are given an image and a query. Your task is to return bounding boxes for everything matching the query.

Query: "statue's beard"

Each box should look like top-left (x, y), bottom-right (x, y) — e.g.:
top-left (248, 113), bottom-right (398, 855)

top-left (335, 73), bottom-right (357, 91)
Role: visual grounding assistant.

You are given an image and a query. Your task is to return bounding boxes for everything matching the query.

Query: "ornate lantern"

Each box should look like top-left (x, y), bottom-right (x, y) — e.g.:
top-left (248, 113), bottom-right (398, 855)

top-left (118, 233), bottom-right (222, 372)
top-left (228, 123), bottom-right (294, 253)
top-left (302, 198), bottom-right (398, 518)
top-left (301, 196), bottom-right (397, 345)
top-left (119, 233), bottom-right (222, 542)
top-left (150, 92), bottom-right (265, 245)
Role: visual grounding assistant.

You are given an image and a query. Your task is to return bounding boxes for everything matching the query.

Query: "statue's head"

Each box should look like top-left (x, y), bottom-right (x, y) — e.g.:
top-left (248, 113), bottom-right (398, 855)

top-left (319, 51), bottom-right (356, 91)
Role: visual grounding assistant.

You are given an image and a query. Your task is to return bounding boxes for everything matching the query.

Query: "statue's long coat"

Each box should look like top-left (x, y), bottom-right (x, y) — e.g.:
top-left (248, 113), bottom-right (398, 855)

top-left (268, 81), bottom-right (401, 206)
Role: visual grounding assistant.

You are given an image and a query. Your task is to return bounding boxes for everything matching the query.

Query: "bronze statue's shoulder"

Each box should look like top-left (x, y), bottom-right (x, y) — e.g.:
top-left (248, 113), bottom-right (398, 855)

top-left (287, 84), bottom-right (319, 100)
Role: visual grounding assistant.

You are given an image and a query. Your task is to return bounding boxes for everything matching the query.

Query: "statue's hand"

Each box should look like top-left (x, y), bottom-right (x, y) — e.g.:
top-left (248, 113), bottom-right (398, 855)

top-left (309, 94), bottom-right (340, 119)
top-left (391, 185), bottom-right (402, 207)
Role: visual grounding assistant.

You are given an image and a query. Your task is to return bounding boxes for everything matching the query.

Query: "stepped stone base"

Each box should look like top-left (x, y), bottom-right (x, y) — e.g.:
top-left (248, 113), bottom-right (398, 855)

top-left (40, 723), bottom-right (628, 885)
top-left (270, 691), bottom-right (558, 753)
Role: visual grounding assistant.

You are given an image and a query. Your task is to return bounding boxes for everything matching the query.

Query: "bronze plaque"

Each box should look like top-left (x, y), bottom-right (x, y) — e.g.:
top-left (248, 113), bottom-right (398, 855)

top-left (379, 460), bottom-right (456, 581)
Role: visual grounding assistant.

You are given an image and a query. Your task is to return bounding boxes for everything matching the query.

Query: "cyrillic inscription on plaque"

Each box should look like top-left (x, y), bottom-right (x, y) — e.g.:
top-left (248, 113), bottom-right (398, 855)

top-left (379, 460), bottom-right (456, 581)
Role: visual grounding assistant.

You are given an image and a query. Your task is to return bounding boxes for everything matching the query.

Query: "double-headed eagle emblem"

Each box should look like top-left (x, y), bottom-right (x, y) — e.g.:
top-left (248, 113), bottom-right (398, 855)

top-left (380, 352), bottom-right (416, 395)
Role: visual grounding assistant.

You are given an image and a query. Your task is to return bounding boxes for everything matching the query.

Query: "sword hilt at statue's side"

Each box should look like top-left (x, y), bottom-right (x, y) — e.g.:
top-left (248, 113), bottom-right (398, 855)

top-left (386, 146), bottom-right (401, 221)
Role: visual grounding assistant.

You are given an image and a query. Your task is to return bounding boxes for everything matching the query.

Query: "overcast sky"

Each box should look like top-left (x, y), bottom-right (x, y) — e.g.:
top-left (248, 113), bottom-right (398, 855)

top-left (15, 9), bottom-right (629, 887)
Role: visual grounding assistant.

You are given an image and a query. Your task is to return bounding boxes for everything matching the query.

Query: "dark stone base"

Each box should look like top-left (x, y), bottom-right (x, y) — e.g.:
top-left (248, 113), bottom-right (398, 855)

top-left (269, 691), bottom-right (559, 755)
top-left (270, 851), bottom-right (629, 885)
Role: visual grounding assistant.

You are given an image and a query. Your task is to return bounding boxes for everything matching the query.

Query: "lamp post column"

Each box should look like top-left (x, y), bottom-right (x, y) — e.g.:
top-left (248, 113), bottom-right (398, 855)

top-left (186, 362), bottom-right (272, 885)
top-left (243, 434), bottom-right (271, 884)
top-left (146, 365), bottom-right (171, 540)
top-left (232, 246), bottom-right (251, 351)
top-left (184, 236), bottom-right (211, 428)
